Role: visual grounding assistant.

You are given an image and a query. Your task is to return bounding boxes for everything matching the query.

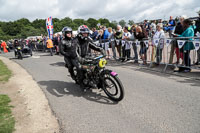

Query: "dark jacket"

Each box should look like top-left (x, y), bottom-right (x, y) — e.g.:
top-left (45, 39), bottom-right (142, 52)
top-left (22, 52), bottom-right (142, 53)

top-left (90, 31), bottom-right (98, 41)
top-left (53, 37), bottom-right (59, 46)
top-left (195, 18), bottom-right (200, 34)
top-left (74, 36), bottom-right (103, 59)
top-left (59, 38), bottom-right (77, 59)
top-left (174, 22), bottom-right (184, 35)
top-left (134, 32), bottom-right (145, 47)
top-left (174, 22), bottom-right (184, 49)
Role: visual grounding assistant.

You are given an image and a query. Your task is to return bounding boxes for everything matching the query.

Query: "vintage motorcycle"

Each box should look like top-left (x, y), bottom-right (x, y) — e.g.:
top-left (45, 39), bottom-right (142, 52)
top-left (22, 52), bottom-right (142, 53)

top-left (14, 46), bottom-right (23, 60)
top-left (74, 55), bottom-right (124, 102)
top-left (22, 45), bottom-right (32, 56)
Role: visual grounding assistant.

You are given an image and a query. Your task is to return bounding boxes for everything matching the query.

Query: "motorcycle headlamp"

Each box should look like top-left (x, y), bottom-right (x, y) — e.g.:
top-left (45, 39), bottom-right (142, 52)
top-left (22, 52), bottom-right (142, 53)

top-left (99, 58), bottom-right (107, 68)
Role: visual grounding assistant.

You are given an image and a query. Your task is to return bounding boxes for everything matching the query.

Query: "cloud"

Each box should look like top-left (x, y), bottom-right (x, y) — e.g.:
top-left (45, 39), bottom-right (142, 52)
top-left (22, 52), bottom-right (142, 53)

top-left (0, 0), bottom-right (199, 22)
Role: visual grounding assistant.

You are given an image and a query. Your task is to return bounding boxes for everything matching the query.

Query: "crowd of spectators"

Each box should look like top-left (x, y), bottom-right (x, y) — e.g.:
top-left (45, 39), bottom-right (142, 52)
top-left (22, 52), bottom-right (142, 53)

top-left (88, 11), bottom-right (200, 72)
top-left (1, 11), bottom-right (200, 72)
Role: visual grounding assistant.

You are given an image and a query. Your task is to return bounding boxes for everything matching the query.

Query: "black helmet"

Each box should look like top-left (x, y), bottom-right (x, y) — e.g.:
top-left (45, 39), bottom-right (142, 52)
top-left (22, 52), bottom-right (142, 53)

top-left (77, 25), bottom-right (90, 40)
top-left (62, 26), bottom-right (72, 39)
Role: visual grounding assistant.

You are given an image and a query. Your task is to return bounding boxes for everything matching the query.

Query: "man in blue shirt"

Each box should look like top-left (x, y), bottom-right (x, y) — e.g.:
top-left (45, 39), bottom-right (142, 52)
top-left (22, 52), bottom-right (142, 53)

top-left (164, 16), bottom-right (176, 37)
top-left (102, 26), bottom-right (110, 40)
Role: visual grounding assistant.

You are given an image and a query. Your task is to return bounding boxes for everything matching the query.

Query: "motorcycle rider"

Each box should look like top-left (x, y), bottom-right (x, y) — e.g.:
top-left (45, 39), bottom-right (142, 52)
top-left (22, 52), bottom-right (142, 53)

top-left (59, 26), bottom-right (81, 81)
top-left (13, 39), bottom-right (22, 56)
top-left (74, 25), bottom-right (105, 60)
top-left (73, 25), bottom-right (106, 89)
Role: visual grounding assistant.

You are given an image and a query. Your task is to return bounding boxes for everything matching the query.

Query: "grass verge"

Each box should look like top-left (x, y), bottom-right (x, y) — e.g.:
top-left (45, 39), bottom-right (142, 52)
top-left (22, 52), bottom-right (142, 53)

top-left (0, 59), bottom-right (15, 133)
top-left (0, 95), bottom-right (15, 133)
top-left (0, 60), bottom-right (12, 82)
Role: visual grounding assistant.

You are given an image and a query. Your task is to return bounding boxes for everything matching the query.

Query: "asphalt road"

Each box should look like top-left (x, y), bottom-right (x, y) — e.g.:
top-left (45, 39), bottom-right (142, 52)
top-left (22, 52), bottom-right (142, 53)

top-left (2, 51), bottom-right (200, 133)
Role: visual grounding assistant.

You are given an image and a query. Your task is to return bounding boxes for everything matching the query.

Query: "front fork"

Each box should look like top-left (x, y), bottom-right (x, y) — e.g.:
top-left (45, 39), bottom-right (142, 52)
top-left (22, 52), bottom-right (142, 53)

top-left (99, 69), bottom-right (118, 89)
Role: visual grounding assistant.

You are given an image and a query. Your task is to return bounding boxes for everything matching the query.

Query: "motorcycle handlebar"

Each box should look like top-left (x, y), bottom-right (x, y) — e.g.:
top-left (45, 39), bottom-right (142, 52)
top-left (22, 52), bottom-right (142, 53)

top-left (94, 55), bottom-right (105, 60)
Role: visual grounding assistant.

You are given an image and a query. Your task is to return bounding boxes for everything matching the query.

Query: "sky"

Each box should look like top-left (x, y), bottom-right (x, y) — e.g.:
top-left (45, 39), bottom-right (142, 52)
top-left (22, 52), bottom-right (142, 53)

top-left (0, 0), bottom-right (200, 22)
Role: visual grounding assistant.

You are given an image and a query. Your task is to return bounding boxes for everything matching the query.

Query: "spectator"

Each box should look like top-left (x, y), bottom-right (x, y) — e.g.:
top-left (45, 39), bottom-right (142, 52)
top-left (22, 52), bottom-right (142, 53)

top-left (1, 41), bottom-right (8, 53)
top-left (43, 36), bottom-right (47, 52)
top-left (114, 25), bottom-right (123, 59)
top-left (169, 16), bottom-right (180, 65)
top-left (102, 26), bottom-right (110, 40)
top-left (143, 20), bottom-right (150, 37)
top-left (131, 24), bottom-right (138, 63)
top-left (46, 38), bottom-right (54, 56)
top-left (150, 20), bottom-right (157, 36)
top-left (108, 27), bottom-right (116, 60)
top-left (90, 28), bottom-right (98, 41)
top-left (153, 23), bottom-right (166, 65)
top-left (102, 26), bottom-right (110, 58)
top-left (96, 29), bottom-right (104, 42)
top-left (166, 16), bottom-right (176, 37)
top-left (191, 21), bottom-right (197, 31)
top-left (174, 15), bottom-right (186, 64)
top-left (195, 11), bottom-right (200, 34)
top-left (122, 26), bottom-right (131, 62)
top-left (195, 11), bottom-right (200, 65)
top-left (93, 29), bottom-right (104, 55)
top-left (174, 19), bottom-right (195, 72)
top-left (135, 26), bottom-right (146, 65)
top-left (158, 19), bottom-right (163, 28)
top-left (53, 34), bottom-right (59, 55)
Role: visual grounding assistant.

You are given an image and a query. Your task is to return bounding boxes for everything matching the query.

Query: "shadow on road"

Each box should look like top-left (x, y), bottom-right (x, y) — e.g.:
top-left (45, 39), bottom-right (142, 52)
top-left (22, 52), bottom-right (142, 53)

top-left (9, 55), bottom-right (30, 60)
top-left (50, 62), bottom-right (65, 67)
top-left (38, 80), bottom-right (117, 105)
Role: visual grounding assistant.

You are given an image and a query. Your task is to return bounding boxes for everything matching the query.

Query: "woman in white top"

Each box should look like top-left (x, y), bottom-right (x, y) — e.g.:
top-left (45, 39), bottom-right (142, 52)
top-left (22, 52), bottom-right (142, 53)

top-left (153, 23), bottom-right (166, 65)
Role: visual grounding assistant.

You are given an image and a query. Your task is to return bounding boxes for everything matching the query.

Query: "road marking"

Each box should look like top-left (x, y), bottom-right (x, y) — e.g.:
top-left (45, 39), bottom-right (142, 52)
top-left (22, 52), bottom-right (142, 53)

top-left (53, 89), bottom-right (64, 96)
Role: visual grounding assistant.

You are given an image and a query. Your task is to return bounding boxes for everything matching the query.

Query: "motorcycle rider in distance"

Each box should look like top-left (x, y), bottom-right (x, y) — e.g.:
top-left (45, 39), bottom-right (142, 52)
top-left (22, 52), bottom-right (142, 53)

top-left (73, 25), bottom-right (106, 90)
top-left (59, 26), bottom-right (82, 81)
top-left (13, 39), bottom-right (22, 56)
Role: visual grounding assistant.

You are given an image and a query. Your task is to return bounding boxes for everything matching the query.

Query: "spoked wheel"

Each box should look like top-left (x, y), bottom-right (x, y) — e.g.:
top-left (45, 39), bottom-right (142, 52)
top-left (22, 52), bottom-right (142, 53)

top-left (102, 73), bottom-right (124, 102)
top-left (73, 67), bottom-right (79, 84)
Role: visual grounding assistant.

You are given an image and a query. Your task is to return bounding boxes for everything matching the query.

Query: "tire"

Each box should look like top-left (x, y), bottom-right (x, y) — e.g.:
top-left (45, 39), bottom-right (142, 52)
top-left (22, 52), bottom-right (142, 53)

top-left (19, 52), bottom-right (23, 60)
top-left (72, 67), bottom-right (79, 84)
top-left (30, 50), bottom-right (33, 56)
top-left (102, 73), bottom-right (124, 102)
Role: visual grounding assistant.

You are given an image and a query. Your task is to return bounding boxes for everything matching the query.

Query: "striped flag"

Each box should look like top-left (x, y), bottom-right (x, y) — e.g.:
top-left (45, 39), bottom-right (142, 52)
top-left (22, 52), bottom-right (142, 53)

top-left (46, 16), bottom-right (53, 39)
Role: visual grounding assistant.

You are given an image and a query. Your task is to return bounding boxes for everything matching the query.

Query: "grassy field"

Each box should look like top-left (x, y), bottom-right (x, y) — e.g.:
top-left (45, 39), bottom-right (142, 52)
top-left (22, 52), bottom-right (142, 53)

top-left (0, 59), bottom-right (15, 133)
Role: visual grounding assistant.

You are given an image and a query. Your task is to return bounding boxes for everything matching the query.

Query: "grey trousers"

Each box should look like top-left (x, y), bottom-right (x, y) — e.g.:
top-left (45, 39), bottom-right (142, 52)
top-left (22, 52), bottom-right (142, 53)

top-left (111, 42), bottom-right (116, 59)
top-left (132, 43), bottom-right (138, 61)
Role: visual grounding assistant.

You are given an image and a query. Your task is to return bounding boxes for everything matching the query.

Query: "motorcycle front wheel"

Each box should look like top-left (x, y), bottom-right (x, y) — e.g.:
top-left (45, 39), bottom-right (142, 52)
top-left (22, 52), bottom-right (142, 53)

top-left (102, 72), bottom-right (124, 102)
top-left (18, 52), bottom-right (23, 60)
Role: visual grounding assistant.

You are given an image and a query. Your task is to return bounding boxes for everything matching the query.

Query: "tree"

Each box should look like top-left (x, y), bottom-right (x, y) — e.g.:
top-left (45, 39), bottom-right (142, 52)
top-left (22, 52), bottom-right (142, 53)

top-left (0, 17), bottom-right (131, 41)
top-left (73, 19), bottom-right (87, 27)
top-left (20, 25), bottom-right (42, 38)
top-left (16, 18), bottom-right (31, 26)
top-left (98, 18), bottom-right (110, 27)
top-left (32, 19), bottom-right (46, 30)
top-left (111, 20), bottom-right (118, 26)
top-left (87, 18), bottom-right (98, 28)
top-left (128, 20), bottom-right (134, 26)
top-left (119, 20), bottom-right (126, 27)
top-left (1, 22), bottom-right (22, 36)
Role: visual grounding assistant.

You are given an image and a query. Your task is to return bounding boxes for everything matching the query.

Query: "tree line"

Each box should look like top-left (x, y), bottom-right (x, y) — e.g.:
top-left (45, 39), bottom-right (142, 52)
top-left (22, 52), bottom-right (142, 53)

top-left (0, 17), bottom-right (134, 41)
